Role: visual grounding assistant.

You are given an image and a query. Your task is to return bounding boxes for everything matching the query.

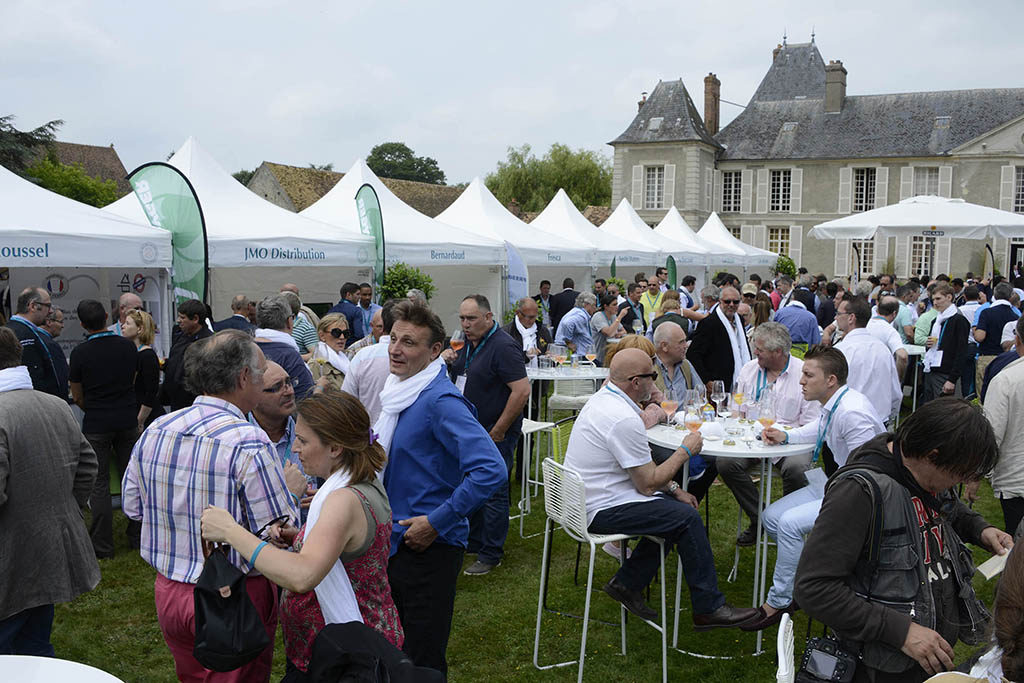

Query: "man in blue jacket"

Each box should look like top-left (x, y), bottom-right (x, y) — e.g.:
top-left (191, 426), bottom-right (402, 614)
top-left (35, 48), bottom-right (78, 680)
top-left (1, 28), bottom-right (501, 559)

top-left (327, 281), bottom-right (365, 342)
top-left (379, 300), bottom-right (506, 676)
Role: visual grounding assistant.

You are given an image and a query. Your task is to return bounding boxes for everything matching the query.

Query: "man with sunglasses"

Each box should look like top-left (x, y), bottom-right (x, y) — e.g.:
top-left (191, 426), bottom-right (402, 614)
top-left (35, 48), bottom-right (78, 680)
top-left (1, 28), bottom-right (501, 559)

top-left (4, 287), bottom-right (62, 397)
top-left (564, 347), bottom-right (759, 629)
top-left (686, 286), bottom-right (751, 392)
top-left (795, 398), bottom-right (1011, 682)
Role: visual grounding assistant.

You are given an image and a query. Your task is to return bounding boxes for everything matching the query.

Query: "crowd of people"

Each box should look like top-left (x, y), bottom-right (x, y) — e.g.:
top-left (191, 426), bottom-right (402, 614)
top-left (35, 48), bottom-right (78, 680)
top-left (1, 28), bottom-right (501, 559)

top-left (2, 263), bottom-right (1024, 681)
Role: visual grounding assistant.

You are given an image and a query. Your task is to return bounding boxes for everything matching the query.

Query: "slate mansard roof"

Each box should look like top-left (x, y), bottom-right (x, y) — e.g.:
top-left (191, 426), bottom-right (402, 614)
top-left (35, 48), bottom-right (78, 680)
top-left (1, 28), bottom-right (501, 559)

top-left (610, 79), bottom-right (722, 148)
top-left (717, 42), bottom-right (1024, 161)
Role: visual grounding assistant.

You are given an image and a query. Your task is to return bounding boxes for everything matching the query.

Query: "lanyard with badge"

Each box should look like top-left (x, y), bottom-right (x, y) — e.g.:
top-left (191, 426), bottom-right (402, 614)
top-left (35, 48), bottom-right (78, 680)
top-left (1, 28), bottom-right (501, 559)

top-left (642, 292), bottom-right (659, 321)
top-left (87, 330), bottom-right (117, 341)
top-left (456, 323), bottom-right (497, 393)
top-left (755, 356), bottom-right (790, 402)
top-left (812, 387), bottom-right (849, 463)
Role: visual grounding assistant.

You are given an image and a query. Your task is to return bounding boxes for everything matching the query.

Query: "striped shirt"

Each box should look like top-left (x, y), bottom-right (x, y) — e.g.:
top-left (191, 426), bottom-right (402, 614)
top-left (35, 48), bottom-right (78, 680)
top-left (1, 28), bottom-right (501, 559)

top-left (122, 396), bottom-right (299, 583)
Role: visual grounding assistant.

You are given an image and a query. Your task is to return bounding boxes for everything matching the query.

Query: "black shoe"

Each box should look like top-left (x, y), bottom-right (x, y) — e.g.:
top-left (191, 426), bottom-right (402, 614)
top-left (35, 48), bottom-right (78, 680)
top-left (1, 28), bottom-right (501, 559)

top-left (603, 578), bottom-right (657, 621)
top-left (739, 601), bottom-right (799, 632)
top-left (693, 603), bottom-right (761, 631)
top-left (736, 524), bottom-right (758, 547)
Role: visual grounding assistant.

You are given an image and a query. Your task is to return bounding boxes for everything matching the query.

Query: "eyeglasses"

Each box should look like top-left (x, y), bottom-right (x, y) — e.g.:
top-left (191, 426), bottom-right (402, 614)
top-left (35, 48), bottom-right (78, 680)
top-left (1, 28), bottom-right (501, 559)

top-left (263, 377), bottom-right (299, 393)
top-left (329, 328), bottom-right (346, 339)
top-left (34, 301), bottom-right (52, 310)
top-left (721, 299), bottom-right (740, 305)
top-left (254, 515), bottom-right (291, 541)
top-left (628, 372), bottom-right (659, 381)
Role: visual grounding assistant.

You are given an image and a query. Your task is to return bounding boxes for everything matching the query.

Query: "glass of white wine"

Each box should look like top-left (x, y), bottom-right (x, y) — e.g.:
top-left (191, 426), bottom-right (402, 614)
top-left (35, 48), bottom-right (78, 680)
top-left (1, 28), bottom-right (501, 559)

top-left (711, 380), bottom-right (728, 419)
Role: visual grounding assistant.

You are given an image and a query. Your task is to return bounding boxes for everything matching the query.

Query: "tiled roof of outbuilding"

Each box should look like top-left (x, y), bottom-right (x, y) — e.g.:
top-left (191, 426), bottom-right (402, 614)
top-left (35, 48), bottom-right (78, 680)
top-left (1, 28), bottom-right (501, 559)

top-left (610, 79), bottom-right (721, 148)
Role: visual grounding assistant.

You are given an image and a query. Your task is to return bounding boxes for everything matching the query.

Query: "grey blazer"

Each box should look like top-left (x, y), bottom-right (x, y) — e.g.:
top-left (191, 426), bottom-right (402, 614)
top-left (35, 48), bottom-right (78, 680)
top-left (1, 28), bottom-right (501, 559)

top-left (0, 388), bottom-right (100, 620)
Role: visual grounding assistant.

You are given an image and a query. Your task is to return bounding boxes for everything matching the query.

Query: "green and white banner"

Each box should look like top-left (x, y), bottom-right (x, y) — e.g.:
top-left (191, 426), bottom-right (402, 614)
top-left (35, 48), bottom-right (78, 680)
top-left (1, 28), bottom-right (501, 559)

top-left (127, 162), bottom-right (208, 305)
top-left (355, 183), bottom-right (385, 294)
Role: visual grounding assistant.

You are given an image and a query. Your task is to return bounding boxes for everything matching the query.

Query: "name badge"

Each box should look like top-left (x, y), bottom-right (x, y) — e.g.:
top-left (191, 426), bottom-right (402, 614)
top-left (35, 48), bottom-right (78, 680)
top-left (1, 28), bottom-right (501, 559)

top-left (455, 375), bottom-right (467, 393)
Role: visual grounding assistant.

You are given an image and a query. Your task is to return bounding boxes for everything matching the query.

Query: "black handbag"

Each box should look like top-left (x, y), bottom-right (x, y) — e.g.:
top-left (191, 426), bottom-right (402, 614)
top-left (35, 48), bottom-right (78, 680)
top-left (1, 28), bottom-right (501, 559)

top-left (193, 540), bottom-right (271, 672)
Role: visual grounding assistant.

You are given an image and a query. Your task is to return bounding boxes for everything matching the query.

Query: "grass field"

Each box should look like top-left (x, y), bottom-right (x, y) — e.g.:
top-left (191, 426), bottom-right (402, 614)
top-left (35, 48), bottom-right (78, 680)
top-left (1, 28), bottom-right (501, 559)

top-left (54, 471), bottom-right (1006, 682)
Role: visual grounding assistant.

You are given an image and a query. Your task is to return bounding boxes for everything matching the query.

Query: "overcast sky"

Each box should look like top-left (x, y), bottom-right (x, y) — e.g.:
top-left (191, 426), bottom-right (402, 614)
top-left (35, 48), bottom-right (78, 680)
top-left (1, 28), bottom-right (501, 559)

top-left (3, 0), bottom-right (1022, 185)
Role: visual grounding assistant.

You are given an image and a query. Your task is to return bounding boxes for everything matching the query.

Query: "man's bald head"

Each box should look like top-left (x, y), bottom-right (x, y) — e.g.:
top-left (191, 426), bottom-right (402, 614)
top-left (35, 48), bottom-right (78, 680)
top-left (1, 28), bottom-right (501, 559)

top-left (280, 283), bottom-right (300, 295)
top-left (609, 348), bottom-right (653, 383)
top-left (118, 293), bottom-right (143, 324)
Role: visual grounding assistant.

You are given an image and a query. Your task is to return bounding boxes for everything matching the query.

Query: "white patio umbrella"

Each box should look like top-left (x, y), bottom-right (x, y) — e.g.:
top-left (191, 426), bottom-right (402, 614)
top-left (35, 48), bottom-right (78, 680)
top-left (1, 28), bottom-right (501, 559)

top-left (809, 195), bottom-right (1024, 240)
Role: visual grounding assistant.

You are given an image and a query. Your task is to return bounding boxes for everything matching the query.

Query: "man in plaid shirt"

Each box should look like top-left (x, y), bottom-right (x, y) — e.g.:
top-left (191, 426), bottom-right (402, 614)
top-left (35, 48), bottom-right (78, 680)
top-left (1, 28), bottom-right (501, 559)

top-left (123, 330), bottom-right (298, 682)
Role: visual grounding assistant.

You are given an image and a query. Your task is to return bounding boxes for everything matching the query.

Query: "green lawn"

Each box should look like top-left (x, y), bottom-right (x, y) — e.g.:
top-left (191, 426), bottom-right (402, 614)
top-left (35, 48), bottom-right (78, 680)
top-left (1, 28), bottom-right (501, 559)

top-left (55, 476), bottom-right (1006, 682)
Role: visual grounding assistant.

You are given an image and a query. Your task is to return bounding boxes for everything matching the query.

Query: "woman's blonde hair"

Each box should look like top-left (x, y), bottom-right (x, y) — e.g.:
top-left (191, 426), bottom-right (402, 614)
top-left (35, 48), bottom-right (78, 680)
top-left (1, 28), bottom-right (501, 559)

top-left (317, 313), bottom-right (347, 335)
top-left (296, 387), bottom-right (385, 483)
top-left (125, 309), bottom-right (156, 346)
top-left (604, 333), bottom-right (655, 366)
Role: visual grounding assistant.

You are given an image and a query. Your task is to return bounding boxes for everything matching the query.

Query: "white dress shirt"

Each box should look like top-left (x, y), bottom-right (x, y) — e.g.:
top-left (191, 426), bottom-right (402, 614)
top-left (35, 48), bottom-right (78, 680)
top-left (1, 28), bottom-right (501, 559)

top-left (987, 356), bottom-right (1024, 497)
top-left (340, 337), bottom-right (391, 424)
top-left (835, 328), bottom-right (902, 422)
top-left (785, 386), bottom-right (885, 468)
top-left (563, 385), bottom-right (658, 524)
top-left (736, 355), bottom-right (820, 428)
top-left (866, 317), bottom-right (904, 355)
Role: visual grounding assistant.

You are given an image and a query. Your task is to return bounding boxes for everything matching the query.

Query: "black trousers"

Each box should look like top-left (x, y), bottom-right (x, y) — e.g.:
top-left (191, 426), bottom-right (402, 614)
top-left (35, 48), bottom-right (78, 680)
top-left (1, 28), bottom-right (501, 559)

top-left (86, 427), bottom-right (140, 556)
top-left (387, 541), bottom-right (464, 677)
top-left (1000, 495), bottom-right (1024, 536)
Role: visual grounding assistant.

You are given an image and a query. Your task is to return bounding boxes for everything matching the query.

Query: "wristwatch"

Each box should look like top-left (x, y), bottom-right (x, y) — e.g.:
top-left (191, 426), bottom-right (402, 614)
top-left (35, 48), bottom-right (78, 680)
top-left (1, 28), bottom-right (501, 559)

top-left (666, 481), bottom-right (680, 494)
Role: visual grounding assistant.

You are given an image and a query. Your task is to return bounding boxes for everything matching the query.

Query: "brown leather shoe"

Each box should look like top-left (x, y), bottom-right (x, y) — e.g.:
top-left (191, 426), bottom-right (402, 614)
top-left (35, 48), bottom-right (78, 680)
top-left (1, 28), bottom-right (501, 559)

top-left (692, 603), bottom-right (761, 631)
top-left (739, 602), bottom-right (798, 632)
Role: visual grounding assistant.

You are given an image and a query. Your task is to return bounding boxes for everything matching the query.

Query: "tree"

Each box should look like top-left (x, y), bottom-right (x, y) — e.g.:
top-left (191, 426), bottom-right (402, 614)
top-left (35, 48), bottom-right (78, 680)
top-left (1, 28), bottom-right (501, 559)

top-left (485, 143), bottom-right (612, 212)
top-left (379, 262), bottom-right (435, 302)
top-left (25, 158), bottom-right (120, 207)
top-left (232, 169), bottom-right (254, 185)
top-left (0, 115), bottom-right (63, 174)
top-left (366, 142), bottom-right (446, 185)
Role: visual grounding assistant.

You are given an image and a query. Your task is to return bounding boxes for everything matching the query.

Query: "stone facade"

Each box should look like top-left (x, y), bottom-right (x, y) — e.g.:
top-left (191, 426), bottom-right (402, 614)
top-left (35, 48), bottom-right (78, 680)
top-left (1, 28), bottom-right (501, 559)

top-left (610, 42), bottom-right (1024, 278)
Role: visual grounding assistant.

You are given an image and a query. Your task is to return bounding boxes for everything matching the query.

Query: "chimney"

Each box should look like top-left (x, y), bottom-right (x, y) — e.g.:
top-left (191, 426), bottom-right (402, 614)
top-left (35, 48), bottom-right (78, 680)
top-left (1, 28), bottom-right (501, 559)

top-left (825, 60), bottom-right (847, 113)
top-left (772, 43), bottom-right (783, 61)
top-left (637, 91), bottom-right (648, 112)
top-left (704, 73), bottom-right (721, 136)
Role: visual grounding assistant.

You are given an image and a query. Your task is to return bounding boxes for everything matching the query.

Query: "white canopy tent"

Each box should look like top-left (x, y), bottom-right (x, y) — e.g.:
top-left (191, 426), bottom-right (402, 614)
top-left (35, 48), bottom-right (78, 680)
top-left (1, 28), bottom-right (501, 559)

top-left (436, 178), bottom-right (594, 296)
top-left (303, 160), bottom-right (507, 324)
top-left (1, 164), bottom-right (174, 355)
top-left (530, 189), bottom-right (659, 282)
top-left (809, 195), bottom-right (1024, 240)
top-left (698, 212), bottom-right (778, 269)
top-left (106, 138), bottom-right (375, 317)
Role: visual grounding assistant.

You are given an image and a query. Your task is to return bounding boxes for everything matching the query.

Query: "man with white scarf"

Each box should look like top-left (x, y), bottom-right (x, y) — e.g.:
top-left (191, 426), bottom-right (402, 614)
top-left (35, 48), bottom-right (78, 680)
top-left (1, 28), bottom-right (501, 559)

top-left (376, 300), bottom-right (506, 676)
top-left (686, 286), bottom-right (751, 392)
top-left (919, 282), bottom-right (971, 404)
top-left (253, 295), bottom-right (314, 399)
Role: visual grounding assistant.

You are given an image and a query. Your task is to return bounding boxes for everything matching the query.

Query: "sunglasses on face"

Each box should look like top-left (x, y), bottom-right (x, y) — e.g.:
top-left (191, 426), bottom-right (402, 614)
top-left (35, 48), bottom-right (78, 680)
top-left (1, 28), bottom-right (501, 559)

top-left (721, 299), bottom-right (740, 305)
top-left (628, 372), bottom-right (659, 381)
top-left (329, 327), bottom-right (346, 338)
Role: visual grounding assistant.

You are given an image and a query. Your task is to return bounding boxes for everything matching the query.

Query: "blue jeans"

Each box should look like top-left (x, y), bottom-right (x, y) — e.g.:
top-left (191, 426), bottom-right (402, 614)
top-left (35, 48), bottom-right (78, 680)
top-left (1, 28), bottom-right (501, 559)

top-left (589, 498), bottom-right (726, 615)
top-left (468, 431), bottom-right (518, 565)
top-left (0, 604), bottom-right (55, 656)
top-left (761, 481), bottom-right (824, 609)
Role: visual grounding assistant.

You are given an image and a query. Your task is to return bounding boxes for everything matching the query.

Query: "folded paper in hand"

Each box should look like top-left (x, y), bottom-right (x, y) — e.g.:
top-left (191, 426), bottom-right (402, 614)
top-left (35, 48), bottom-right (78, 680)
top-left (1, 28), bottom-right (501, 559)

top-left (978, 552), bottom-right (1008, 581)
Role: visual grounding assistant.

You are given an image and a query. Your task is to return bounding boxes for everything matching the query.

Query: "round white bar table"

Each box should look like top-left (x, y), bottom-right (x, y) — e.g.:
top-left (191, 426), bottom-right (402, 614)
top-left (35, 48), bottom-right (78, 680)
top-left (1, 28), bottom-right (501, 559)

top-left (647, 422), bottom-right (814, 656)
top-left (0, 656), bottom-right (124, 682)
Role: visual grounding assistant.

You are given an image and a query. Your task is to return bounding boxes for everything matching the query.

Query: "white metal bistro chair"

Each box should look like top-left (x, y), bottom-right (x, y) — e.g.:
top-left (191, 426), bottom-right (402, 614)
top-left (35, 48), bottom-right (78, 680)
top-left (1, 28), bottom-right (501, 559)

top-left (776, 612), bottom-right (795, 683)
top-left (533, 458), bottom-right (668, 683)
top-left (510, 417), bottom-right (555, 538)
top-left (546, 378), bottom-right (597, 419)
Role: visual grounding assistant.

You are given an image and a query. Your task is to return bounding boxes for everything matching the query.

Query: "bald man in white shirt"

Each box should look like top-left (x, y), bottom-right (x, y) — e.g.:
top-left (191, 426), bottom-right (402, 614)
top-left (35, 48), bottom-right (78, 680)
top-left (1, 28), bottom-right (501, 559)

top-left (834, 293), bottom-right (902, 423)
top-left (868, 296), bottom-right (909, 378)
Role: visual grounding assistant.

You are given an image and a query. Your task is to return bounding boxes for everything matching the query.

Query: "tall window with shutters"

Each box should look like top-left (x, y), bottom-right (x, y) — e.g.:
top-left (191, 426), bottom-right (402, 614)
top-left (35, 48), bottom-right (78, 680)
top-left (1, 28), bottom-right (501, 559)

top-left (850, 239), bottom-right (874, 278)
top-left (1015, 167), bottom-right (1024, 213)
top-left (722, 171), bottom-right (742, 212)
top-left (769, 169), bottom-right (792, 212)
top-left (644, 166), bottom-right (665, 209)
top-left (910, 236), bottom-right (936, 276)
top-left (768, 226), bottom-right (790, 256)
top-left (913, 167), bottom-right (939, 196)
top-left (853, 168), bottom-right (876, 212)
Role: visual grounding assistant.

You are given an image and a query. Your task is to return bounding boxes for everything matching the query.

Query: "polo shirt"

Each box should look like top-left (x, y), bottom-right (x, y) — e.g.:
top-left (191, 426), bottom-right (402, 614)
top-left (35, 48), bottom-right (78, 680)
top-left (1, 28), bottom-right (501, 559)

top-left (291, 314), bottom-right (318, 353)
top-left (977, 303), bottom-right (1020, 356)
top-left (449, 324), bottom-right (527, 435)
top-left (894, 302), bottom-right (915, 343)
top-left (68, 333), bottom-right (138, 433)
top-left (383, 370), bottom-right (507, 553)
top-left (563, 385), bottom-right (659, 524)
top-left (554, 306), bottom-right (594, 353)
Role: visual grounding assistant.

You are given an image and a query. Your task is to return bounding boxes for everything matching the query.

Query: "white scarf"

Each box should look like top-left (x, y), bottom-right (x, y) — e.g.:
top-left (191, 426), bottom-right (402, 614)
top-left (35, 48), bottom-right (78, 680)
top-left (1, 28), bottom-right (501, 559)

top-left (373, 357), bottom-right (446, 457)
top-left (514, 315), bottom-right (537, 351)
top-left (716, 306), bottom-right (751, 386)
top-left (313, 341), bottom-right (350, 375)
top-left (255, 328), bottom-right (299, 352)
top-left (0, 366), bottom-right (32, 393)
top-left (924, 305), bottom-right (959, 372)
top-left (968, 643), bottom-right (1004, 683)
top-left (305, 468), bottom-right (363, 626)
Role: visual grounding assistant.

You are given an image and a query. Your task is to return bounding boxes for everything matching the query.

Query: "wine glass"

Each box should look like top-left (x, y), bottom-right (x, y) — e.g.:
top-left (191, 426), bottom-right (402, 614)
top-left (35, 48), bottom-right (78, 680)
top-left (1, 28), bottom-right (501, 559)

top-left (683, 406), bottom-right (702, 434)
top-left (632, 318), bottom-right (643, 335)
top-left (449, 329), bottom-right (465, 353)
top-left (711, 380), bottom-right (728, 418)
top-left (660, 386), bottom-right (679, 422)
top-left (584, 342), bottom-right (597, 365)
top-left (757, 393), bottom-right (777, 446)
top-left (732, 380), bottom-right (746, 415)
top-left (684, 388), bottom-right (701, 411)
top-left (696, 383), bottom-right (707, 409)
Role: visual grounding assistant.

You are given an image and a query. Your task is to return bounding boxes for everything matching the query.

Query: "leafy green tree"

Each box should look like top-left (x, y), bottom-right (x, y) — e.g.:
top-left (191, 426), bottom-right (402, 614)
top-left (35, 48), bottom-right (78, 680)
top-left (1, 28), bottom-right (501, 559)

top-left (379, 262), bottom-right (436, 302)
top-left (0, 115), bottom-right (62, 174)
top-left (485, 143), bottom-right (612, 212)
top-left (366, 142), bottom-right (446, 185)
top-left (25, 158), bottom-right (120, 207)
top-left (232, 169), bottom-right (254, 185)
